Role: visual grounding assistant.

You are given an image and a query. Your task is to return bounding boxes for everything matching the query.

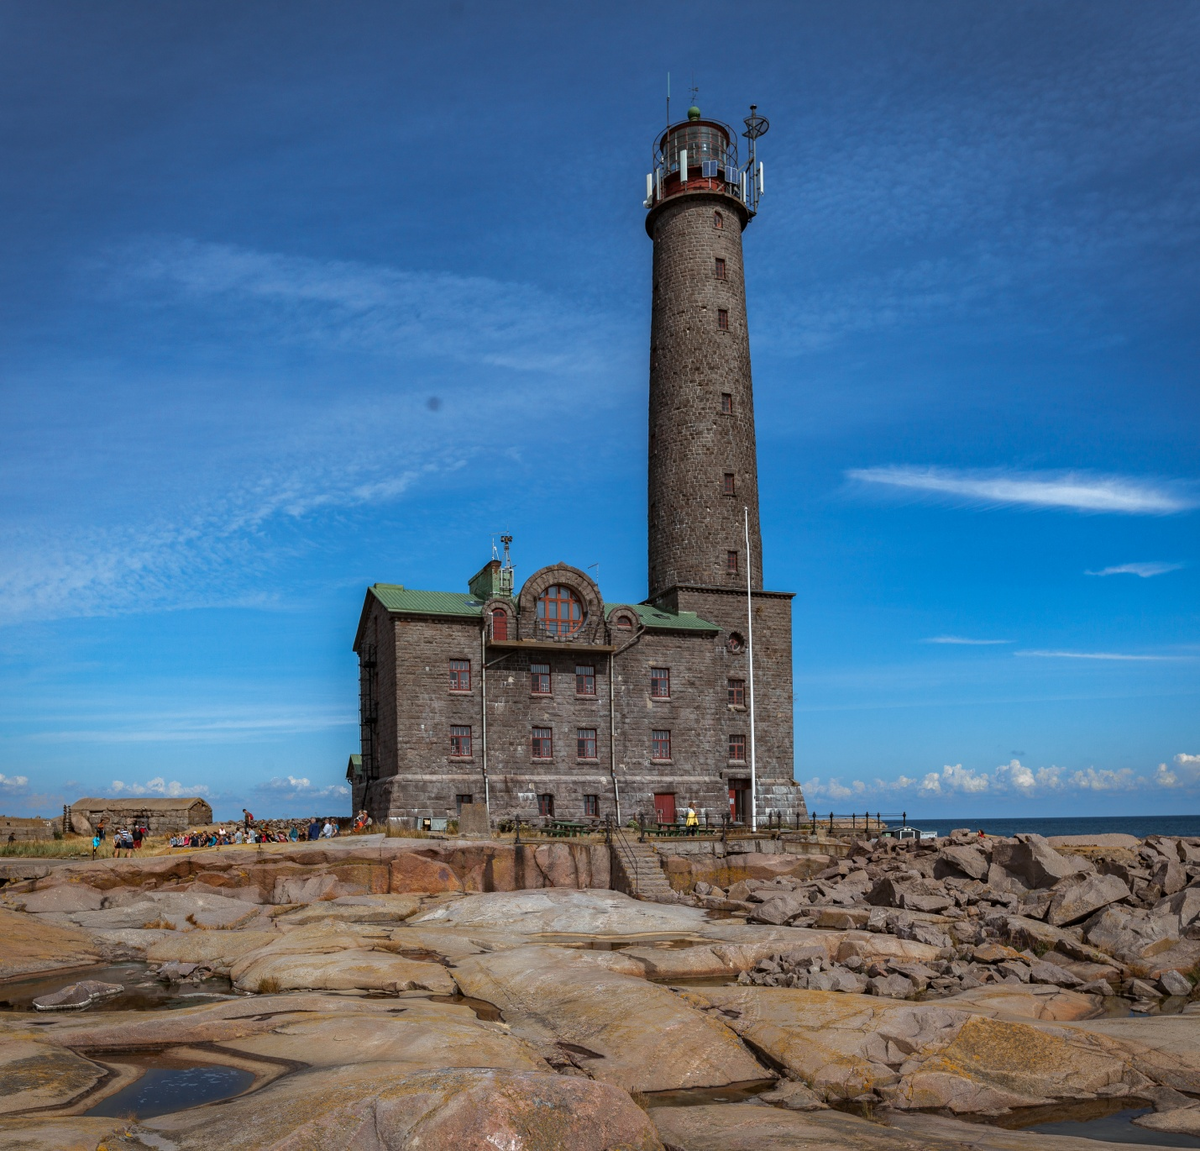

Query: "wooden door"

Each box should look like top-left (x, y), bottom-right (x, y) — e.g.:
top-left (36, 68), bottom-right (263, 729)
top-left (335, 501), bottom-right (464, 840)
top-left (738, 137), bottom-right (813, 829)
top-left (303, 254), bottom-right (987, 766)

top-left (654, 793), bottom-right (676, 823)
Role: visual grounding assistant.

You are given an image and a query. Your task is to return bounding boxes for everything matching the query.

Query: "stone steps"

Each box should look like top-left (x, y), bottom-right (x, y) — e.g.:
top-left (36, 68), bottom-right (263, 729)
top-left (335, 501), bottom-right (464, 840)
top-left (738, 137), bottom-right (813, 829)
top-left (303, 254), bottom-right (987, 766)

top-left (612, 839), bottom-right (676, 902)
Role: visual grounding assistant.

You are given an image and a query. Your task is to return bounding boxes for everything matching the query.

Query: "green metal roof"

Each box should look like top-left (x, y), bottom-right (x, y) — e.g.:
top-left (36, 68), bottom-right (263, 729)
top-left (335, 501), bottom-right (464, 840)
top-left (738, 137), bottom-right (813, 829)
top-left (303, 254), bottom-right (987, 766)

top-left (365, 584), bottom-right (718, 633)
top-left (606, 603), bottom-right (720, 632)
top-left (368, 584), bottom-right (484, 617)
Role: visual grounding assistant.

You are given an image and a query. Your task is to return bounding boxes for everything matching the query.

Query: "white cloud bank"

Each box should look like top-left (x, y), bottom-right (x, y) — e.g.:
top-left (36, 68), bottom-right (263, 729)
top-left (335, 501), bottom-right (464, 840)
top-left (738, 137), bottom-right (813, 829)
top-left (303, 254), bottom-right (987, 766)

top-left (254, 775), bottom-right (349, 801)
top-left (111, 777), bottom-right (211, 798)
top-left (846, 466), bottom-right (1196, 514)
top-left (0, 774), bottom-right (29, 791)
top-left (803, 753), bottom-right (1200, 803)
top-left (1086, 562), bottom-right (1184, 578)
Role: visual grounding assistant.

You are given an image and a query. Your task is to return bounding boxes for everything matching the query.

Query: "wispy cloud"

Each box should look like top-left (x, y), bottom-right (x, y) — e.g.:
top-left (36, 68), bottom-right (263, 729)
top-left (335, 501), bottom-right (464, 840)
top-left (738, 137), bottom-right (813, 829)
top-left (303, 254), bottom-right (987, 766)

top-left (112, 237), bottom-right (627, 375)
top-left (1086, 562), bottom-right (1185, 578)
top-left (922, 635), bottom-right (1011, 645)
top-left (846, 466), bottom-right (1196, 514)
top-left (0, 774), bottom-right (29, 792)
top-left (111, 777), bottom-right (210, 798)
top-left (27, 705), bottom-right (355, 744)
top-left (1015, 650), bottom-right (1182, 662)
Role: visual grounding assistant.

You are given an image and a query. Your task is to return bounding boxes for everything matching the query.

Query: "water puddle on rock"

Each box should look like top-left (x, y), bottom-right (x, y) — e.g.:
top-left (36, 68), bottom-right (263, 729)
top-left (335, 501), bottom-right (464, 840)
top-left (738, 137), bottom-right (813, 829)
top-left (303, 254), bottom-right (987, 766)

top-left (641, 1079), bottom-right (777, 1108)
top-left (0, 962), bottom-right (235, 1013)
top-left (966, 1099), bottom-right (1200, 1147)
top-left (84, 1058), bottom-right (255, 1120)
top-left (427, 992), bottom-right (504, 1022)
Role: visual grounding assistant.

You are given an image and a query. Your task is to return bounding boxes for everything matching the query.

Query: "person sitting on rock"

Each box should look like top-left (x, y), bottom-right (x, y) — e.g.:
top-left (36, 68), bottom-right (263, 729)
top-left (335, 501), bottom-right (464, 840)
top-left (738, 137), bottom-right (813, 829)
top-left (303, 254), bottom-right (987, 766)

top-left (288, 825), bottom-right (299, 841)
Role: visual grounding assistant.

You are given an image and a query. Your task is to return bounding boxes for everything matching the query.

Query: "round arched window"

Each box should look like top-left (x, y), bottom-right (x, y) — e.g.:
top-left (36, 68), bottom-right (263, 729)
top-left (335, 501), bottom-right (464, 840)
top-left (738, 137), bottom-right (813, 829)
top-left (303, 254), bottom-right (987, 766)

top-left (537, 585), bottom-right (585, 636)
top-left (727, 631), bottom-right (745, 653)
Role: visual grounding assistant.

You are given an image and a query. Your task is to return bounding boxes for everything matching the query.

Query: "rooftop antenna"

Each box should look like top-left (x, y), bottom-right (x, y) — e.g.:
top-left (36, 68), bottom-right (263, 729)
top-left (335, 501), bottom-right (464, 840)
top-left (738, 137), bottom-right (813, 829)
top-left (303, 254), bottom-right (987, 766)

top-left (742, 103), bottom-right (770, 214)
top-left (499, 533), bottom-right (514, 598)
top-left (689, 76), bottom-right (699, 108)
top-left (587, 562), bottom-right (600, 580)
top-left (666, 72), bottom-right (670, 130)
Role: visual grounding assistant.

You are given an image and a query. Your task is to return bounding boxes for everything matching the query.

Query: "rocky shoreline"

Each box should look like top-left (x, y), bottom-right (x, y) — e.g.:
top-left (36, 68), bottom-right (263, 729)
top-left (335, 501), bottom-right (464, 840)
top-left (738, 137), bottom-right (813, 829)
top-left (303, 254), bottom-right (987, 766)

top-left (0, 829), bottom-right (1197, 1149)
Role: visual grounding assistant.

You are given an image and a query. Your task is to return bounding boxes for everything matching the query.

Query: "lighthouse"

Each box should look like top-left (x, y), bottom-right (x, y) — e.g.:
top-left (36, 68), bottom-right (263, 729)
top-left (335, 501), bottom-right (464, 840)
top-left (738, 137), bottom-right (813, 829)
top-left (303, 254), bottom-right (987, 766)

top-left (642, 102), bottom-right (799, 830)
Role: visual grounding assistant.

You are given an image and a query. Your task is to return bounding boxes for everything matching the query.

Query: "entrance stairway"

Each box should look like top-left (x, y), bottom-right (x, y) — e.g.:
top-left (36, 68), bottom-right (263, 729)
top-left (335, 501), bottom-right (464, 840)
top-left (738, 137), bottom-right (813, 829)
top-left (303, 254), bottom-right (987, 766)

top-left (610, 835), bottom-right (676, 902)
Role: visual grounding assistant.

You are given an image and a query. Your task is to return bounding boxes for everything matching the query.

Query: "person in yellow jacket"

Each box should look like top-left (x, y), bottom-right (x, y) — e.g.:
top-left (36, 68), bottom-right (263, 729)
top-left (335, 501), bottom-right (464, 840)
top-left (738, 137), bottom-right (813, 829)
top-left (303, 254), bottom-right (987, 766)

top-left (685, 803), bottom-right (699, 828)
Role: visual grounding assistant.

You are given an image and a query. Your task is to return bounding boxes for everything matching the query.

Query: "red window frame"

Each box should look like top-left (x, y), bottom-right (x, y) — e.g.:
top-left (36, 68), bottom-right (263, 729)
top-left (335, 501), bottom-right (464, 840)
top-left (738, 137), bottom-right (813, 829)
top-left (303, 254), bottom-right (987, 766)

top-left (715, 256), bottom-right (726, 279)
top-left (530, 663), bottom-right (551, 694)
top-left (651, 729), bottom-right (671, 761)
top-left (537, 584), bottom-right (584, 636)
top-left (577, 728), bottom-right (597, 759)
top-left (726, 550), bottom-right (739, 574)
top-left (650, 667), bottom-right (670, 699)
top-left (713, 211), bottom-right (724, 229)
top-left (727, 678), bottom-right (745, 707)
top-left (729, 733), bottom-right (746, 762)
top-left (583, 794), bottom-right (599, 817)
top-left (722, 473), bottom-right (735, 496)
top-left (717, 309), bottom-right (729, 331)
top-left (615, 614), bottom-right (634, 630)
top-left (721, 392), bottom-right (733, 415)
top-left (537, 793), bottom-right (555, 817)
top-left (449, 659), bottom-right (471, 692)
top-left (531, 727), bottom-right (553, 759)
top-left (576, 665), bottom-right (596, 695)
top-left (450, 725), bottom-right (472, 757)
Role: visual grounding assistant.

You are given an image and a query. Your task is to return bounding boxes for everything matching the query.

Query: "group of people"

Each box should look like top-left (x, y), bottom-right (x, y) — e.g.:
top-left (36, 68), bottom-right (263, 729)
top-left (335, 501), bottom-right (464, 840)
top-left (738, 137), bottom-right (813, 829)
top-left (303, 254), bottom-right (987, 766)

top-left (168, 816), bottom-right (341, 849)
top-left (91, 824), bottom-right (146, 858)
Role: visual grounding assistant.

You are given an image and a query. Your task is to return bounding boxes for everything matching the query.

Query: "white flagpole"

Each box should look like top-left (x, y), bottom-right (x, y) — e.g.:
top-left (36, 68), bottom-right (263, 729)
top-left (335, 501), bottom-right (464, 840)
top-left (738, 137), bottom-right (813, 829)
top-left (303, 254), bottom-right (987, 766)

top-left (745, 506), bottom-right (757, 833)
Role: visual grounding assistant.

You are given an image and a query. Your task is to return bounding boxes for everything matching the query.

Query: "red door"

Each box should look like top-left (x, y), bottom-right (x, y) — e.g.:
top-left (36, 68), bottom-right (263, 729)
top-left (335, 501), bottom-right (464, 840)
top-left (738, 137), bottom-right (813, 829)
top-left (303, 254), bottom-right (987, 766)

top-left (654, 793), bottom-right (676, 824)
top-left (491, 609), bottom-right (508, 640)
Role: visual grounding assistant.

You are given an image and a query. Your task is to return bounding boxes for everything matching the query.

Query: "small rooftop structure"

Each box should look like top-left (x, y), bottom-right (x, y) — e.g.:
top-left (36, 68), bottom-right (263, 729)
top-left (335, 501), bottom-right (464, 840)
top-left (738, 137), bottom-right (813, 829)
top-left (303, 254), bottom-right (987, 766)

top-left (69, 797), bottom-right (212, 836)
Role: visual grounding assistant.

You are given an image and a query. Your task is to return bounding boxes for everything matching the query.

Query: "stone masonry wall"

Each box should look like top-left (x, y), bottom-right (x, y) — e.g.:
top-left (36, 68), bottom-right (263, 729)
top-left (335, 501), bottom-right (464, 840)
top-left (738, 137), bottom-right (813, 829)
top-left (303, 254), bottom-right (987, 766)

top-left (648, 189), bottom-right (763, 597)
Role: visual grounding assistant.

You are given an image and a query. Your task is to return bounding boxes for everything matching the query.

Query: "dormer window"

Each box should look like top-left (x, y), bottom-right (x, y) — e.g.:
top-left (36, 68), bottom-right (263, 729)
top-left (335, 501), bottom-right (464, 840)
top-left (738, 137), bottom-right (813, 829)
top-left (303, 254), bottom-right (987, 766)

top-left (537, 585), bottom-right (584, 636)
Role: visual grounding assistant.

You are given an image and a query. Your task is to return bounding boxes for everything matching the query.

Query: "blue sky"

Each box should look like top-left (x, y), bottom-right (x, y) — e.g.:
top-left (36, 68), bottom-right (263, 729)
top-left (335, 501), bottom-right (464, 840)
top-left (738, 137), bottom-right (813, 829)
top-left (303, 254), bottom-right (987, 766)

top-left (0, 1), bottom-right (1196, 821)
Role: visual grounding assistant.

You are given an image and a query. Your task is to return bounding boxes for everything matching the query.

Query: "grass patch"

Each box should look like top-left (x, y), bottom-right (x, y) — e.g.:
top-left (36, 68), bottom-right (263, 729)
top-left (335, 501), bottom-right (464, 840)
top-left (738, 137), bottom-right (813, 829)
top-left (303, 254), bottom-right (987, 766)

top-left (256, 975), bottom-right (282, 994)
top-left (144, 918), bottom-right (176, 930)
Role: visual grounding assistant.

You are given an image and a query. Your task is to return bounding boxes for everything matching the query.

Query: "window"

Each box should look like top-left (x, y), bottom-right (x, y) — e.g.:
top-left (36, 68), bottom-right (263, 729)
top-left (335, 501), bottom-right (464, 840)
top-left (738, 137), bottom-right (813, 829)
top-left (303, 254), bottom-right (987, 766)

top-left (531, 727), bottom-right (553, 759)
top-left (577, 728), bottom-right (597, 759)
top-left (537, 584), bottom-right (585, 636)
top-left (726, 550), bottom-right (739, 574)
top-left (449, 659), bottom-right (471, 692)
top-left (576, 665), bottom-right (595, 695)
top-left (728, 678), bottom-right (745, 707)
top-left (715, 256), bottom-right (726, 280)
top-left (729, 733), bottom-right (747, 762)
top-left (491, 608), bottom-right (508, 641)
top-left (455, 793), bottom-right (473, 813)
top-left (722, 473), bottom-right (735, 496)
top-left (717, 308), bottom-right (729, 331)
top-left (537, 793), bottom-right (555, 817)
top-left (652, 729), bottom-right (672, 760)
top-left (583, 794), bottom-right (599, 817)
top-left (713, 210), bottom-right (724, 229)
top-left (615, 613), bottom-right (634, 631)
top-left (721, 392), bottom-right (734, 415)
top-left (727, 631), bottom-right (745, 653)
top-left (531, 663), bottom-right (551, 694)
top-left (650, 667), bottom-right (671, 698)
top-left (450, 725), bottom-right (472, 757)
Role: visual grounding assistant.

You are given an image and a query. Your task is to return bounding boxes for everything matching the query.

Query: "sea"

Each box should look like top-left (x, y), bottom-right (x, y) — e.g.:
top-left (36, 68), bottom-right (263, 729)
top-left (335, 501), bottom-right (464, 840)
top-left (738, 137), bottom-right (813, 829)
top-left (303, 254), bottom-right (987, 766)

top-left (901, 814), bottom-right (1200, 840)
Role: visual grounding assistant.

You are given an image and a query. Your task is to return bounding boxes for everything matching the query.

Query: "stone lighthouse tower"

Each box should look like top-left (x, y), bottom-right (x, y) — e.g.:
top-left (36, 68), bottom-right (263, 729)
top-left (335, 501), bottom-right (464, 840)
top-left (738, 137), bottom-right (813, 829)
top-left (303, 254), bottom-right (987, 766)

top-left (643, 102), bottom-right (805, 828)
top-left (646, 103), bottom-right (765, 597)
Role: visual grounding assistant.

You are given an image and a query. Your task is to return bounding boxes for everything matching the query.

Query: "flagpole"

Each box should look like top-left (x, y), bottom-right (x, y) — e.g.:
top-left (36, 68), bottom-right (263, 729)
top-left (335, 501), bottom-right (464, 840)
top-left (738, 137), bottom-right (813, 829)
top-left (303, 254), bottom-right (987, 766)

top-left (745, 506), bottom-right (757, 833)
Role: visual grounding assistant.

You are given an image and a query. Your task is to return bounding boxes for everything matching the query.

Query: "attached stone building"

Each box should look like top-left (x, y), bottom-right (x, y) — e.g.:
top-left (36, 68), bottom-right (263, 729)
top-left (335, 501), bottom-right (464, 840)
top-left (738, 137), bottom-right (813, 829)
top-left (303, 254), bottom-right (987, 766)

top-left (353, 103), bottom-right (807, 829)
